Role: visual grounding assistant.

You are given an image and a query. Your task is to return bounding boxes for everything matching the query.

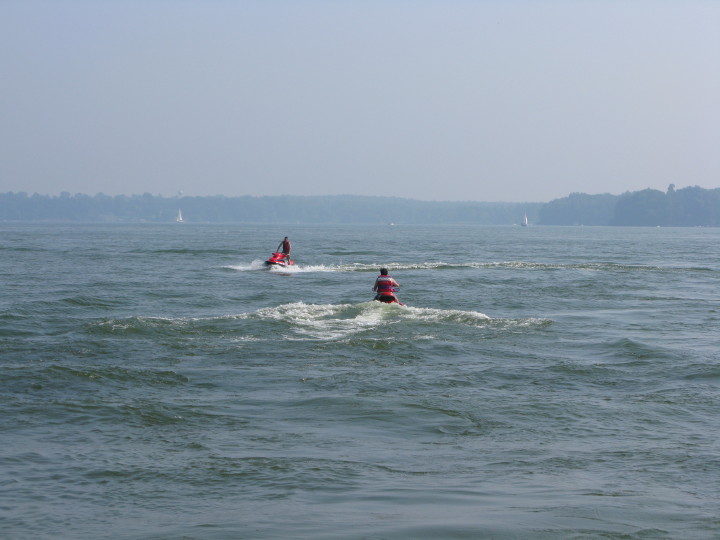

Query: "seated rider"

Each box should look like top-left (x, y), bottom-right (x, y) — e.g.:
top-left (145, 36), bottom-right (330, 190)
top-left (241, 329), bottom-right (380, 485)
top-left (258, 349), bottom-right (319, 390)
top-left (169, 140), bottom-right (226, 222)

top-left (373, 268), bottom-right (399, 300)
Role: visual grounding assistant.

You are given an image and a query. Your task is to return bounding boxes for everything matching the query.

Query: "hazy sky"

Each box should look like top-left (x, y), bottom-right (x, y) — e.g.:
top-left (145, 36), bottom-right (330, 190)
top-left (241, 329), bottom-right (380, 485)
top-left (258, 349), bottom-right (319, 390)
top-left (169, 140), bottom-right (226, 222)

top-left (2, 0), bottom-right (718, 202)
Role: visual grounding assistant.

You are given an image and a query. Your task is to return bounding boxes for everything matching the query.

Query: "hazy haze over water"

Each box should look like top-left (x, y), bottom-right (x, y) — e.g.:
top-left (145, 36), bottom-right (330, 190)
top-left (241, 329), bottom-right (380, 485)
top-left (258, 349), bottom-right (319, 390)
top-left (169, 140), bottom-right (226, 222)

top-left (1, 1), bottom-right (719, 201)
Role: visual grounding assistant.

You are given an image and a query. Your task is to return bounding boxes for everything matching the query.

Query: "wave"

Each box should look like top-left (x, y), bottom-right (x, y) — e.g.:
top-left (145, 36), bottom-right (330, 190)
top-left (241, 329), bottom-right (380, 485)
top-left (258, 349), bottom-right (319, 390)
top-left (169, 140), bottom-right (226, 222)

top-left (238, 301), bottom-right (525, 341)
top-left (222, 260), bottom-right (714, 274)
top-left (241, 301), bottom-right (497, 326)
top-left (59, 295), bottom-right (126, 308)
top-left (87, 301), bottom-right (549, 343)
top-left (221, 261), bottom-right (368, 273)
top-left (37, 364), bottom-right (190, 386)
top-left (594, 337), bottom-right (684, 364)
top-left (87, 315), bottom-right (208, 337)
top-left (91, 302), bottom-right (548, 342)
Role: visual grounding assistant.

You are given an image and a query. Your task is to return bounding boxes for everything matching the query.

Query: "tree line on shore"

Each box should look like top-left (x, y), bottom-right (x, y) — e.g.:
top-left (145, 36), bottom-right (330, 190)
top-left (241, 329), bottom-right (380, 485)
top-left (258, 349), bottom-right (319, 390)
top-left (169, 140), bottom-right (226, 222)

top-left (1, 185), bottom-right (718, 226)
top-left (539, 185), bottom-right (720, 226)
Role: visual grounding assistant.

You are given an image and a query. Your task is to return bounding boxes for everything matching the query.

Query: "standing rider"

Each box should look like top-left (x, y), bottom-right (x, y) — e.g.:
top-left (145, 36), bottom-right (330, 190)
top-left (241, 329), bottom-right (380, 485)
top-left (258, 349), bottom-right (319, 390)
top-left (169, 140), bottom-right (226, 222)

top-left (373, 268), bottom-right (400, 301)
top-left (278, 236), bottom-right (291, 263)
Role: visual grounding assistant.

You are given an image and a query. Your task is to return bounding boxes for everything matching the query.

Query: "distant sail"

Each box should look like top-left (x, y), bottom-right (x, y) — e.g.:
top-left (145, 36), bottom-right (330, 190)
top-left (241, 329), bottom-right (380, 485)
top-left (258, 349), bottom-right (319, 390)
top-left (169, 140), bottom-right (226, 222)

top-left (521, 213), bottom-right (528, 227)
top-left (176, 209), bottom-right (184, 223)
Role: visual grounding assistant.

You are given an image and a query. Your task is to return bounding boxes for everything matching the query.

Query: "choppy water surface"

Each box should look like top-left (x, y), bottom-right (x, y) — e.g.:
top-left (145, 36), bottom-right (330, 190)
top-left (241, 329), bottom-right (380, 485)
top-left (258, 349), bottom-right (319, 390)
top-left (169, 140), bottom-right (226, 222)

top-left (2, 223), bottom-right (719, 539)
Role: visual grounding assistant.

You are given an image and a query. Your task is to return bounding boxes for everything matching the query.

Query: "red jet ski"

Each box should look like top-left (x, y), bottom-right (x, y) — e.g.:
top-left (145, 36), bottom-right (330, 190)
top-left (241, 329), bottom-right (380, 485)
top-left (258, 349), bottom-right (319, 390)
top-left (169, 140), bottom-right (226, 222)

top-left (264, 252), bottom-right (294, 267)
top-left (374, 289), bottom-right (404, 305)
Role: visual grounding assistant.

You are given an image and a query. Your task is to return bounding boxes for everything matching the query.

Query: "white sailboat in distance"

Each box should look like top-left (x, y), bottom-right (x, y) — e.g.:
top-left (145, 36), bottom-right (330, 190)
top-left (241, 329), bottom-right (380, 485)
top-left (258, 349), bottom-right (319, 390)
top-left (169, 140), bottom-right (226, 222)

top-left (176, 209), bottom-right (184, 223)
top-left (521, 213), bottom-right (528, 227)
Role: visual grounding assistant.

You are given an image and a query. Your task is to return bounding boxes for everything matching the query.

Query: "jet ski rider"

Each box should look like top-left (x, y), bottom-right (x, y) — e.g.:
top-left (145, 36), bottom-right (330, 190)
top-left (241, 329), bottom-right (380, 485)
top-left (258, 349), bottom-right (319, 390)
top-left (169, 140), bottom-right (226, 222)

top-left (373, 268), bottom-right (399, 301)
top-left (278, 236), bottom-right (291, 263)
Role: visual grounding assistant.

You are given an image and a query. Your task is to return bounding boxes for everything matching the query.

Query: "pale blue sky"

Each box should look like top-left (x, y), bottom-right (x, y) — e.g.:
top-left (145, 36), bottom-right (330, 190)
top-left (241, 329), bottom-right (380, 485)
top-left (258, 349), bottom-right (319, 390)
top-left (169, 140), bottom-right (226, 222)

top-left (1, 0), bottom-right (718, 202)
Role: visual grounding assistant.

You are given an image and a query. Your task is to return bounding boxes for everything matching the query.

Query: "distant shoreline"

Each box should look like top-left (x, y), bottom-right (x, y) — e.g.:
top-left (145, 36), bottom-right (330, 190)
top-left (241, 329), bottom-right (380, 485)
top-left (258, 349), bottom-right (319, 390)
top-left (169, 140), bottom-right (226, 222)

top-left (2, 186), bottom-right (719, 226)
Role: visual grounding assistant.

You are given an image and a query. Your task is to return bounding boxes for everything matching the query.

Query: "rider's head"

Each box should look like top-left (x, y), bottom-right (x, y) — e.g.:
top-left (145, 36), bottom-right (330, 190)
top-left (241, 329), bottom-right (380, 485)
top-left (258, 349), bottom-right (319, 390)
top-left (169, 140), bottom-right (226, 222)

top-left (380, 268), bottom-right (388, 275)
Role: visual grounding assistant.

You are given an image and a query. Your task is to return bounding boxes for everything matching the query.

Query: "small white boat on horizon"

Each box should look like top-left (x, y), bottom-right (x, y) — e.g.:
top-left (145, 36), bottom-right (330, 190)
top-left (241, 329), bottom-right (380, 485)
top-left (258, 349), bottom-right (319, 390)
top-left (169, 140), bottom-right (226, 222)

top-left (176, 209), bottom-right (184, 223)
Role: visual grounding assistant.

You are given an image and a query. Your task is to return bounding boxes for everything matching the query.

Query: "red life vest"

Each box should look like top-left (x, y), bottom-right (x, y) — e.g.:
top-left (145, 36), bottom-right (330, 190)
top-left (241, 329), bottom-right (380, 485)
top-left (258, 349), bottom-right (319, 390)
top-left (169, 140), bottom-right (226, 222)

top-left (375, 275), bottom-right (396, 292)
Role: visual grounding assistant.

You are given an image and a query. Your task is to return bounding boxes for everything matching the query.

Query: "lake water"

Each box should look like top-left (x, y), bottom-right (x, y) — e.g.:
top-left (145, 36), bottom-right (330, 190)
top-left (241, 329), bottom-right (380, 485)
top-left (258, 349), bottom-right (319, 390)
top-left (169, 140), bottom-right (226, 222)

top-left (2, 223), bottom-right (719, 539)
